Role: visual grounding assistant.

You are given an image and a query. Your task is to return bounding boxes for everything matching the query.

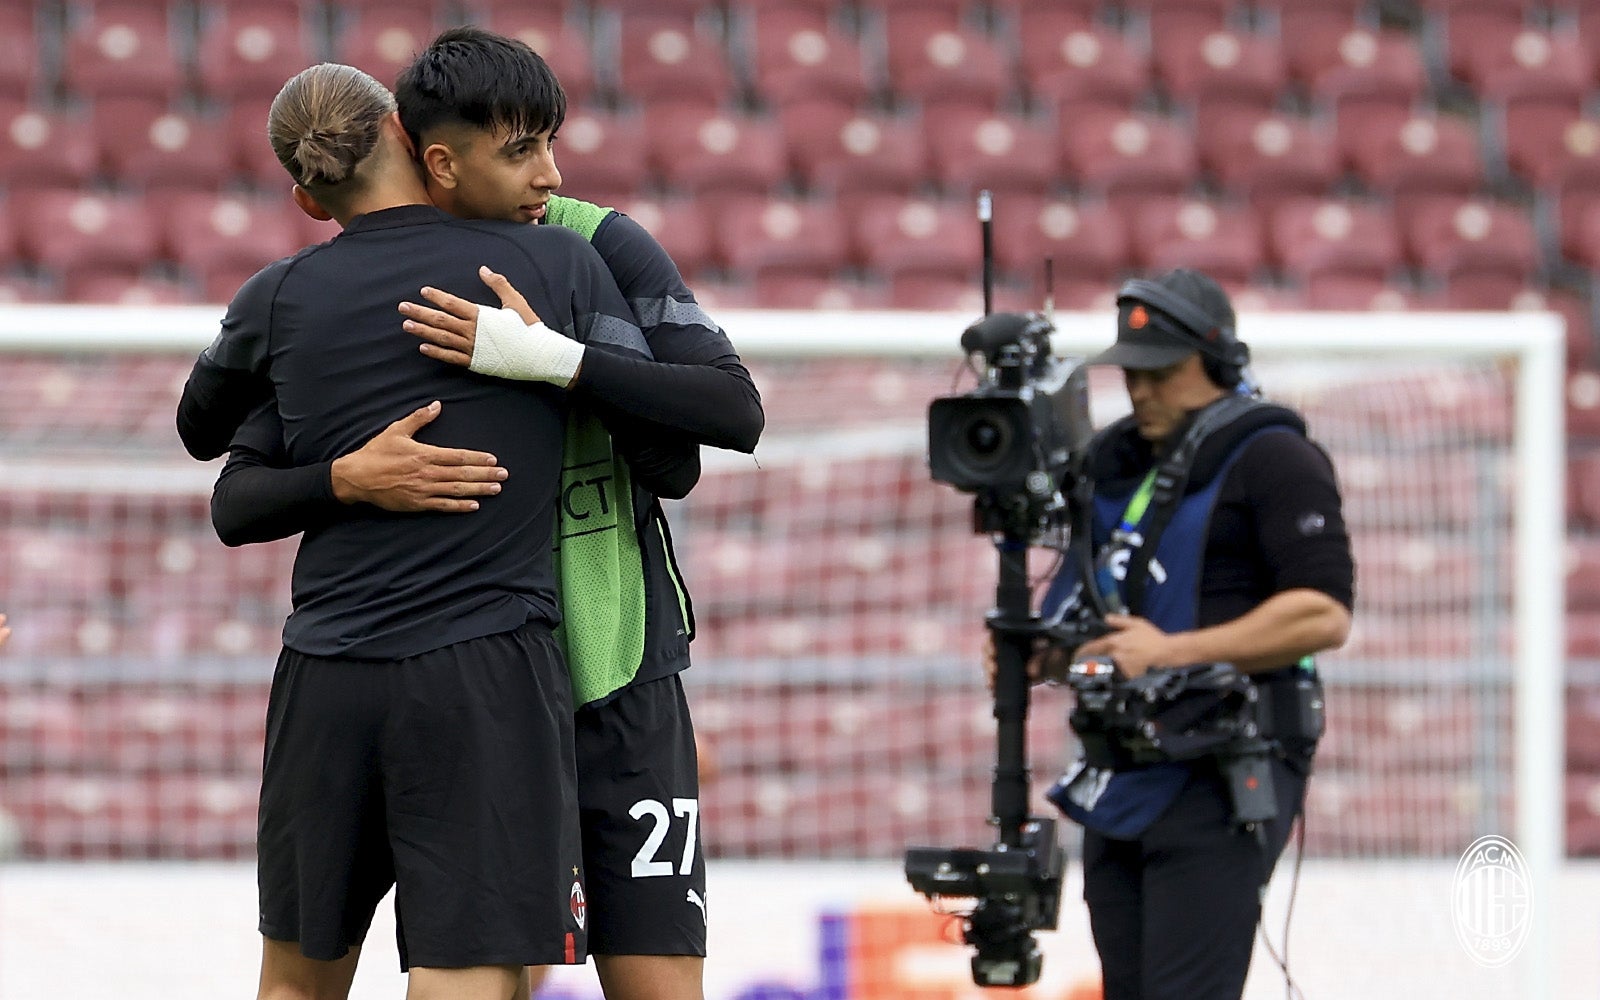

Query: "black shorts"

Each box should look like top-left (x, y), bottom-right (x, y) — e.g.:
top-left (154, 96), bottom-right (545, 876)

top-left (576, 672), bottom-right (707, 956)
top-left (257, 623), bottom-right (587, 970)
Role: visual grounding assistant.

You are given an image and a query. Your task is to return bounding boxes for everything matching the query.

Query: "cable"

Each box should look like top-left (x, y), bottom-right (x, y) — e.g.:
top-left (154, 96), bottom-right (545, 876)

top-left (1256, 808), bottom-right (1308, 1000)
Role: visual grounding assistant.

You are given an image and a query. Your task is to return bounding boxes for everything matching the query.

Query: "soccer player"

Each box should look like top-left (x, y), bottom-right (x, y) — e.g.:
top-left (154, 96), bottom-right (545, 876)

top-left (197, 29), bottom-right (762, 1000)
top-left (172, 62), bottom-right (659, 1000)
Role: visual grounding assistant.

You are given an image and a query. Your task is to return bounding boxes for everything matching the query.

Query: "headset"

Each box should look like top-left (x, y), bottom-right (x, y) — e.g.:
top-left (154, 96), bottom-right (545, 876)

top-left (1116, 278), bottom-right (1251, 391)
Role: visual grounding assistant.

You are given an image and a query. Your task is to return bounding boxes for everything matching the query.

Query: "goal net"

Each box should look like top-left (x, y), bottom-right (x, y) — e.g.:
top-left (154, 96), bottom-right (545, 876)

top-left (0, 304), bottom-right (1567, 996)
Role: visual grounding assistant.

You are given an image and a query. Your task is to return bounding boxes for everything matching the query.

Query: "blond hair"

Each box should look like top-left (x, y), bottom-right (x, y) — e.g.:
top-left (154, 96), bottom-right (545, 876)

top-left (268, 63), bottom-right (397, 190)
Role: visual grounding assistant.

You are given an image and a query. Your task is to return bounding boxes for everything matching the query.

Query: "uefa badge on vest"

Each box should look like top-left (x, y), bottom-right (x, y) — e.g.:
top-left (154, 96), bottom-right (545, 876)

top-left (1451, 834), bottom-right (1531, 967)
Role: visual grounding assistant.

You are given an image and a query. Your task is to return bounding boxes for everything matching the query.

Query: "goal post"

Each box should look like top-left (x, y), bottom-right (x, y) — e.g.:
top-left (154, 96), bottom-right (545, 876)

top-left (0, 304), bottom-right (1569, 996)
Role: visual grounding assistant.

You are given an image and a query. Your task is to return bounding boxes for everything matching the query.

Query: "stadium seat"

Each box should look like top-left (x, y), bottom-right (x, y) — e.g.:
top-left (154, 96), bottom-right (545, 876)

top-left (746, 8), bottom-right (872, 109)
top-left (67, 274), bottom-right (195, 305)
top-left (1139, 1), bottom-right (1227, 56)
top-left (1019, 20), bottom-right (1148, 118)
top-left (1450, 28), bottom-right (1591, 106)
top-left (80, 687), bottom-right (265, 774)
top-left (1199, 109), bottom-right (1341, 212)
top-left (750, 274), bottom-right (883, 310)
top-left (161, 194), bottom-right (307, 303)
top-left (0, 6), bottom-right (37, 98)
top-left (1435, 3), bottom-right (1530, 89)
top-left (0, 688), bottom-right (86, 777)
top-left (644, 106), bottom-right (789, 198)
top-left (3, 773), bottom-right (259, 859)
top-left (195, 8), bottom-right (315, 103)
top-left (1402, 198), bottom-right (1540, 288)
top-left (1567, 538), bottom-right (1600, 614)
top-left (480, 13), bottom-right (598, 106)
top-left (779, 102), bottom-right (929, 206)
top-left (1062, 113), bottom-right (1200, 221)
top-left (11, 191), bottom-right (161, 289)
top-left (1566, 774), bottom-right (1600, 856)
top-left (1568, 444), bottom-right (1600, 528)
top-left (616, 19), bottom-right (736, 110)
top-left (95, 103), bottom-right (234, 192)
top-left (331, 10), bottom-right (438, 90)
top-left (1352, 532), bottom-right (1492, 613)
top-left (1345, 115), bottom-right (1485, 228)
top-left (1268, 198), bottom-right (1403, 285)
top-left (1318, 686), bottom-right (1482, 772)
top-left (549, 110), bottom-right (653, 205)
top-left (716, 196), bottom-right (850, 279)
top-left (849, 195), bottom-right (982, 285)
top-left (878, 10), bottom-right (1013, 115)
top-left (60, 4), bottom-right (185, 101)
top-left (609, 196), bottom-right (718, 280)
top-left (1277, 4), bottom-right (1365, 89)
top-left (1335, 449), bottom-right (1497, 531)
top-left (989, 196), bottom-right (1129, 291)
top-left (1152, 27), bottom-right (1288, 120)
top-left (0, 100), bottom-right (98, 192)
top-left (1303, 770), bottom-right (1479, 856)
top-left (1499, 98), bottom-right (1588, 189)
top-left (1130, 198), bottom-right (1265, 282)
top-left (924, 108), bottom-right (1061, 200)
top-left (1300, 273), bottom-right (1415, 312)
top-left (221, 97), bottom-right (284, 189)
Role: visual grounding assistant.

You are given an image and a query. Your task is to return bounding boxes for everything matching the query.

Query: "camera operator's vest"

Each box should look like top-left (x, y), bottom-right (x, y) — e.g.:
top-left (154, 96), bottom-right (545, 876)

top-left (1043, 398), bottom-right (1307, 839)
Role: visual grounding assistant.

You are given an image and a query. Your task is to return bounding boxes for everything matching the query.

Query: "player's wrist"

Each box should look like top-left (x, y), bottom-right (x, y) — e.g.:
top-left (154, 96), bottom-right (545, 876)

top-left (469, 306), bottom-right (585, 386)
top-left (329, 454), bottom-right (370, 505)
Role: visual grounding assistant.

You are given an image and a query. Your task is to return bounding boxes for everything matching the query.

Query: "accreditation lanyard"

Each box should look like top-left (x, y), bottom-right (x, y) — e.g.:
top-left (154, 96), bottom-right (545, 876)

top-left (1092, 466), bottom-right (1160, 613)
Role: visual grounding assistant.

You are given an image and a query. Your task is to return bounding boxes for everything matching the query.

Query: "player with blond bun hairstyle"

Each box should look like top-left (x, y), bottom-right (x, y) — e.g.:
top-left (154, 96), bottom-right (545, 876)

top-left (175, 61), bottom-right (695, 1000)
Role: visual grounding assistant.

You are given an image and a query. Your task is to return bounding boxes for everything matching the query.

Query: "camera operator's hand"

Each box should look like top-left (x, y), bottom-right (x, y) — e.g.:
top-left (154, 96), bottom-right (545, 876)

top-left (984, 634), bottom-right (1070, 690)
top-left (1075, 614), bottom-right (1178, 678)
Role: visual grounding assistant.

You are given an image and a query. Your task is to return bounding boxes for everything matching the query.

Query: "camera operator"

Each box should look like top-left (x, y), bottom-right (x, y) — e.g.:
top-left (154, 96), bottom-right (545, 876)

top-left (1036, 269), bottom-right (1354, 1000)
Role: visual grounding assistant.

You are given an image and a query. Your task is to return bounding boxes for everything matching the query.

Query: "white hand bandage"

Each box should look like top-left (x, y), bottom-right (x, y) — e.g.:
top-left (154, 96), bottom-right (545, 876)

top-left (468, 305), bottom-right (585, 387)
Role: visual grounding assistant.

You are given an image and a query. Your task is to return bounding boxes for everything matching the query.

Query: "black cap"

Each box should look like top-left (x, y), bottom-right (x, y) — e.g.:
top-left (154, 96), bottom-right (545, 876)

top-left (1088, 269), bottom-right (1237, 371)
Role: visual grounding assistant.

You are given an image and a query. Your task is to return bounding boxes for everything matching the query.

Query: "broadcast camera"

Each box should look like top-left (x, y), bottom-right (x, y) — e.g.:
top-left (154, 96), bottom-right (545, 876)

top-left (926, 311), bottom-right (1095, 539)
top-left (905, 308), bottom-right (1103, 987)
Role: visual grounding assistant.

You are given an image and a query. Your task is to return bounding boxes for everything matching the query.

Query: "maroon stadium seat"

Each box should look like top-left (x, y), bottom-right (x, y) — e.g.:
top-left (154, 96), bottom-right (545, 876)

top-left (96, 103), bottom-right (234, 192)
top-left (1139, 2), bottom-right (1227, 56)
top-left (1277, 4), bottom-right (1364, 90)
top-left (0, 100), bottom-right (97, 192)
top-left (1499, 98), bottom-right (1587, 189)
top-left (779, 102), bottom-right (929, 207)
top-left (879, 10), bottom-right (1013, 115)
top-left (747, 7), bottom-right (872, 108)
top-left (68, 274), bottom-right (195, 305)
top-left (925, 107), bottom-right (1061, 200)
top-left (988, 196), bottom-right (1129, 291)
top-left (478, 16), bottom-right (596, 107)
top-left (1199, 109), bottom-right (1341, 213)
top-left (1450, 27), bottom-right (1591, 105)
top-left (195, 8), bottom-right (314, 103)
top-left (1567, 539), bottom-right (1600, 614)
top-left (1019, 19), bottom-right (1147, 118)
top-left (550, 110), bottom-right (653, 205)
top-left (1062, 112), bottom-right (1200, 221)
top-left (1345, 115), bottom-right (1485, 228)
top-left (161, 194), bottom-right (307, 303)
top-left (716, 196), bottom-right (849, 280)
top-left (616, 19), bottom-right (736, 110)
top-left (330, 10), bottom-right (438, 90)
top-left (1435, 2), bottom-right (1529, 89)
top-left (220, 98), bottom-right (282, 189)
top-left (60, 4), bottom-right (185, 100)
top-left (0, 6), bottom-right (38, 99)
top-left (644, 106), bottom-right (789, 198)
top-left (609, 196), bottom-right (717, 280)
top-left (751, 274), bottom-right (885, 310)
top-left (1268, 198), bottom-right (1403, 285)
top-left (1131, 198), bottom-right (1265, 283)
top-left (850, 194), bottom-right (982, 285)
top-left (1152, 26), bottom-right (1288, 118)
top-left (11, 190), bottom-right (161, 289)
top-left (1402, 197), bottom-right (1539, 289)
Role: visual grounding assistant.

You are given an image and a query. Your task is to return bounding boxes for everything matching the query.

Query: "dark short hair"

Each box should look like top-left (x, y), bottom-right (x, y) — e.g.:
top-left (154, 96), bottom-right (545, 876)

top-left (395, 25), bottom-right (567, 147)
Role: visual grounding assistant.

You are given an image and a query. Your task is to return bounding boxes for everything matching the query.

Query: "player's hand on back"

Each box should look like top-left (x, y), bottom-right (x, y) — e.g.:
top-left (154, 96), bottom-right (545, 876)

top-left (330, 401), bottom-right (507, 513)
top-left (401, 267), bottom-right (584, 387)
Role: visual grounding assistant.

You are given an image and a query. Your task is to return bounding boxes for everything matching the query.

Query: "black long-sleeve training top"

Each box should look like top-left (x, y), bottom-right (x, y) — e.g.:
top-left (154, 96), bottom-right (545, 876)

top-left (177, 204), bottom-right (653, 660)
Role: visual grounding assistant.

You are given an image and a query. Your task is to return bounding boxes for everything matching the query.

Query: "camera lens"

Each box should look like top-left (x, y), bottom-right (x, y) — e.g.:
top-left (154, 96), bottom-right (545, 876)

top-left (966, 417), bottom-right (1007, 455)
